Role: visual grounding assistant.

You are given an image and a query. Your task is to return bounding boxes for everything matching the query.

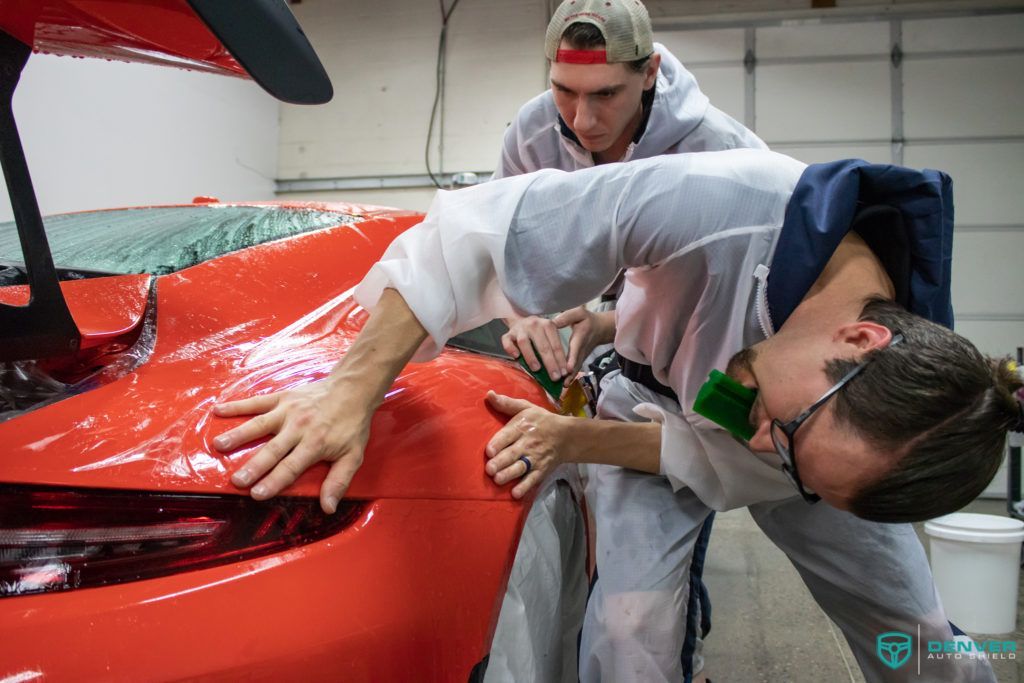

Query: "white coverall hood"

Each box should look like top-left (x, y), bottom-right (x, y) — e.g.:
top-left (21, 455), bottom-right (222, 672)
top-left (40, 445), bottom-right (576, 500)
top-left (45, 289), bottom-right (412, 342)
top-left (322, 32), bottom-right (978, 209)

top-left (626, 43), bottom-right (710, 159)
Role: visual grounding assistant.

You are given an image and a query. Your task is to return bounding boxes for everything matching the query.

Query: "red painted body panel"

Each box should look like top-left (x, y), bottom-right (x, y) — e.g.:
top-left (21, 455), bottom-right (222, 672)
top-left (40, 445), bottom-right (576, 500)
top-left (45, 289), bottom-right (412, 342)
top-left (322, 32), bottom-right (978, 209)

top-left (0, 273), bottom-right (150, 347)
top-left (0, 204), bottom-right (549, 501)
top-left (0, 0), bottom-right (244, 77)
top-left (0, 203), bottom-right (553, 679)
top-left (1, 498), bottom-right (524, 681)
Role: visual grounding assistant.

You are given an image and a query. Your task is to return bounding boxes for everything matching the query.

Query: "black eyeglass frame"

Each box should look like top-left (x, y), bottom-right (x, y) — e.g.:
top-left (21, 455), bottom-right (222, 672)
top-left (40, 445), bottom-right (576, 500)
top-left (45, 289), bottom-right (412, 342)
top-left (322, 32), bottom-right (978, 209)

top-left (769, 332), bottom-right (905, 503)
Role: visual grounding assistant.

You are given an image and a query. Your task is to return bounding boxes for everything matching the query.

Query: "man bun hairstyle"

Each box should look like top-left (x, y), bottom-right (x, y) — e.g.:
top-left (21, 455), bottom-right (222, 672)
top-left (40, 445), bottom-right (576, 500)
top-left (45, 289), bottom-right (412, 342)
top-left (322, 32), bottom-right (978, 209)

top-left (829, 298), bottom-right (1019, 523)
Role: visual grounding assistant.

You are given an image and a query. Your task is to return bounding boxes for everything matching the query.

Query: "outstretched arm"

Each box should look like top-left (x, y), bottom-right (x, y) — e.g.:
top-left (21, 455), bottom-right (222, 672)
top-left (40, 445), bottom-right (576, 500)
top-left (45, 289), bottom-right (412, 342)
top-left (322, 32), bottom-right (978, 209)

top-left (212, 288), bottom-right (427, 514)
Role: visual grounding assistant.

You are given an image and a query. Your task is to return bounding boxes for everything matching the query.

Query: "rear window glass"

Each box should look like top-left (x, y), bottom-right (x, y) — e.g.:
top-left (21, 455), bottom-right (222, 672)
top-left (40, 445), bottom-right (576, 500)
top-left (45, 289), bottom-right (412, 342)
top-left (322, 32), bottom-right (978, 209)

top-left (0, 206), bottom-right (356, 276)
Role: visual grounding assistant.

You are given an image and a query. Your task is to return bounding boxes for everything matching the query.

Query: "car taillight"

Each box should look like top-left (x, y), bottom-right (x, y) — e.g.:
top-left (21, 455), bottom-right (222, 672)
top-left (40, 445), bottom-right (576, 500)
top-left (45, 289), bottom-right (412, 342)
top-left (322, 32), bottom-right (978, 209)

top-left (0, 485), bottom-right (365, 597)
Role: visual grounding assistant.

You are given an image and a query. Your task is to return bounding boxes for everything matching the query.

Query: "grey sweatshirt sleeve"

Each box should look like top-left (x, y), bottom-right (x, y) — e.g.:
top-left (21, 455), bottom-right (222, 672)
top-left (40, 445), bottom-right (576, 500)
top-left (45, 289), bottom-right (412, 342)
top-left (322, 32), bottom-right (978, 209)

top-left (492, 122), bottom-right (527, 180)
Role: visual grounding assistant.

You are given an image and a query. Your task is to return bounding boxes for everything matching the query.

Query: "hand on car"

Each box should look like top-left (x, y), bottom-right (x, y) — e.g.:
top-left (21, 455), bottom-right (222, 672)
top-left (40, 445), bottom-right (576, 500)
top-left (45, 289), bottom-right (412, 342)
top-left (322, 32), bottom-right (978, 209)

top-left (212, 379), bottom-right (371, 515)
top-left (212, 288), bottom-right (429, 515)
top-left (484, 390), bottom-right (576, 499)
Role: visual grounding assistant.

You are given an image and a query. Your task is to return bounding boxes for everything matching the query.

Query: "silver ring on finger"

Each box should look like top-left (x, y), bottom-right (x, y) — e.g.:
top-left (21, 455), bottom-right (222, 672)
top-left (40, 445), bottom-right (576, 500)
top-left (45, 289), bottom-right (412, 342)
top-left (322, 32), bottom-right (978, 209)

top-left (518, 455), bottom-right (533, 476)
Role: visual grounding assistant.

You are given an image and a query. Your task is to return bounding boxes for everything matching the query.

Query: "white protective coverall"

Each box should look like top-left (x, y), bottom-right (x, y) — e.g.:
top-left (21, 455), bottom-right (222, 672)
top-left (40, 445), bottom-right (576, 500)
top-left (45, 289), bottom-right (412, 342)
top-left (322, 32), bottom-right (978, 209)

top-left (355, 149), bottom-right (995, 683)
top-left (487, 42), bottom-right (765, 682)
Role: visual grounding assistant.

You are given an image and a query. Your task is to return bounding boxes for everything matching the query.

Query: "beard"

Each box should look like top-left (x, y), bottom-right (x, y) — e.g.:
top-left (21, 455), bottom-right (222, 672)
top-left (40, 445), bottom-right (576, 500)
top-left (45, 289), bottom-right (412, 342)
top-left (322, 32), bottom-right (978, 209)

top-left (725, 346), bottom-right (757, 381)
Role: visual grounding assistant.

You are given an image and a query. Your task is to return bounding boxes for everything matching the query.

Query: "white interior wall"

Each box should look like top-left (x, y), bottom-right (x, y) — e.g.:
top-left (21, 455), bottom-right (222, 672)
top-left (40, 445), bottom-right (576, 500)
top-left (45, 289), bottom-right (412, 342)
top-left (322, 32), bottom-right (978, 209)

top-left (278, 0), bottom-right (548, 212)
top-left (901, 14), bottom-right (1024, 361)
top-left (276, 0), bottom-right (440, 180)
top-left (662, 28), bottom-right (747, 124)
top-left (444, 0), bottom-right (550, 171)
top-left (0, 54), bottom-right (280, 224)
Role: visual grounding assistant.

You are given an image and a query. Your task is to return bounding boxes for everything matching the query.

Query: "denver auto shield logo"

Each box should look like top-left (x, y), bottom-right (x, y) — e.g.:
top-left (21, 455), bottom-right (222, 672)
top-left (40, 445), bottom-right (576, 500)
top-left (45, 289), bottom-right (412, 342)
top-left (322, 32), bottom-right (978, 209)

top-left (877, 631), bottom-right (913, 670)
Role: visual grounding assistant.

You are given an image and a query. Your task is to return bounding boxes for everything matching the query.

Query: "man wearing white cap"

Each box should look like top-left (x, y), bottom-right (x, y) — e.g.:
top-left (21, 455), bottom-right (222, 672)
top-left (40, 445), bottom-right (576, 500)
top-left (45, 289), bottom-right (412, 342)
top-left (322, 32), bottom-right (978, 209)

top-left (491, 2), bottom-right (764, 681)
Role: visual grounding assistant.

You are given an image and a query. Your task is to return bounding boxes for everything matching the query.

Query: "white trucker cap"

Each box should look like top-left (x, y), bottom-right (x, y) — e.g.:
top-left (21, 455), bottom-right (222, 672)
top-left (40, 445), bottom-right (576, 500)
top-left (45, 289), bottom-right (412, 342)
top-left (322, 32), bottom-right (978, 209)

top-left (544, 0), bottom-right (654, 64)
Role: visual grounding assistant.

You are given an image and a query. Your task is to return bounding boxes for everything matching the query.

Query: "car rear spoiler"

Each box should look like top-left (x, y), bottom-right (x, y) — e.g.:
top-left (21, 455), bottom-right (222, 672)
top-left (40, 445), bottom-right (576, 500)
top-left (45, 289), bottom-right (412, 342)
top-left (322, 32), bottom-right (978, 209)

top-left (186, 0), bottom-right (333, 106)
top-left (0, 0), bottom-right (332, 361)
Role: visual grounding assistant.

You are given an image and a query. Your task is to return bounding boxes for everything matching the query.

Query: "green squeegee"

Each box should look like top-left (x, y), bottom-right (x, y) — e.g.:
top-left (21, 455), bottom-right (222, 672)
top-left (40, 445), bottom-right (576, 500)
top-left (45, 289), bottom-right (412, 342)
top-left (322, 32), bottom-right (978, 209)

top-left (693, 370), bottom-right (757, 441)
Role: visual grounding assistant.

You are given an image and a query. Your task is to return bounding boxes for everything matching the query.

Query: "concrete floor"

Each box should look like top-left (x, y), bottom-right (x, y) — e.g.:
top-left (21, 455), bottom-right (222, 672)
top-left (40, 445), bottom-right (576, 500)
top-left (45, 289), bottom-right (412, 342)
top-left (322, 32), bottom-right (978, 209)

top-left (700, 499), bottom-right (1022, 682)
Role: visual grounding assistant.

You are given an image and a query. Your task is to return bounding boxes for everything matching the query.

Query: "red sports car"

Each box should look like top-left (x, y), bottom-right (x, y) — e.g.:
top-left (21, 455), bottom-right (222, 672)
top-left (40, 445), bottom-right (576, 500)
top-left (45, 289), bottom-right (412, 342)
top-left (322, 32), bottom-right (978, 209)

top-left (0, 3), bottom-right (576, 681)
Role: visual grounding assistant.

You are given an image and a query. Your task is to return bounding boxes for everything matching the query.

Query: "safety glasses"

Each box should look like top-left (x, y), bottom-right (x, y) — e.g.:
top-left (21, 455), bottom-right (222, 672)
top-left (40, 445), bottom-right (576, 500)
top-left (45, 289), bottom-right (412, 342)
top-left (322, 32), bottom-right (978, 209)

top-left (769, 333), bottom-right (905, 503)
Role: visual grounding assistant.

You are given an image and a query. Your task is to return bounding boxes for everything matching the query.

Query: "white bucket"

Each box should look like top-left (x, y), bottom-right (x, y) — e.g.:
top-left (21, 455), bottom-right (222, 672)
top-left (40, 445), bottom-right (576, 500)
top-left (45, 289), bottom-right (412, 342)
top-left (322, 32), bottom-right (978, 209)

top-left (924, 512), bottom-right (1024, 634)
